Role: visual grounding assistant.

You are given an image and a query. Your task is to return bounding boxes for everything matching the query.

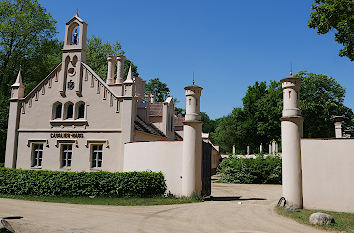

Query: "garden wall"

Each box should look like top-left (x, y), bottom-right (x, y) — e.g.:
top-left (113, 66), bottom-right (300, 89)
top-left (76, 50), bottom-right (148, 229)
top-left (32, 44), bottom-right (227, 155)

top-left (123, 141), bottom-right (183, 196)
top-left (301, 138), bottom-right (354, 213)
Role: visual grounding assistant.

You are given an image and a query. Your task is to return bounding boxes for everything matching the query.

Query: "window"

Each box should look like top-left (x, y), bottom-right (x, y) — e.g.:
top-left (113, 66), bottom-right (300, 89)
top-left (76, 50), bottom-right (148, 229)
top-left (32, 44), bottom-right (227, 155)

top-left (61, 144), bottom-right (72, 168)
top-left (65, 102), bottom-right (74, 119)
top-left (32, 144), bottom-right (43, 167)
top-left (53, 102), bottom-right (62, 119)
top-left (91, 145), bottom-right (103, 168)
top-left (76, 102), bottom-right (85, 119)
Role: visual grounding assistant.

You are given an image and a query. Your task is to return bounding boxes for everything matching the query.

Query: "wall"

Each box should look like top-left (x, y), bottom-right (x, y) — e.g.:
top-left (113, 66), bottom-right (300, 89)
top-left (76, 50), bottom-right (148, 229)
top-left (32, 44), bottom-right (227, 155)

top-left (123, 141), bottom-right (183, 196)
top-left (301, 138), bottom-right (354, 213)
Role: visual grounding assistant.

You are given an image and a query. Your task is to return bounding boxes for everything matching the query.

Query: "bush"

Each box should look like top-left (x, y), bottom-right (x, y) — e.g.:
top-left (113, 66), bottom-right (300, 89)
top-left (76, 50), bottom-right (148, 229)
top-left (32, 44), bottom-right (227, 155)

top-left (0, 168), bottom-right (166, 197)
top-left (217, 155), bottom-right (282, 184)
top-left (0, 163), bottom-right (3, 167)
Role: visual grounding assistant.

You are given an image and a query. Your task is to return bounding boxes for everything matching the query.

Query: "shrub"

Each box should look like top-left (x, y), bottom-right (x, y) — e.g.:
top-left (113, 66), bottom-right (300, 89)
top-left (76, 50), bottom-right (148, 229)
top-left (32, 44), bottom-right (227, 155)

top-left (217, 155), bottom-right (282, 184)
top-left (0, 168), bottom-right (166, 197)
top-left (0, 163), bottom-right (3, 168)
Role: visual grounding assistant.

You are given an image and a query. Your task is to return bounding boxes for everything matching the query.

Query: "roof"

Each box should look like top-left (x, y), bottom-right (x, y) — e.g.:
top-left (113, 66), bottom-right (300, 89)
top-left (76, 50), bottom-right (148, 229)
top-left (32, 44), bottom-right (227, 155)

top-left (149, 103), bottom-right (163, 117)
top-left (174, 132), bottom-right (183, 141)
top-left (134, 116), bottom-right (167, 138)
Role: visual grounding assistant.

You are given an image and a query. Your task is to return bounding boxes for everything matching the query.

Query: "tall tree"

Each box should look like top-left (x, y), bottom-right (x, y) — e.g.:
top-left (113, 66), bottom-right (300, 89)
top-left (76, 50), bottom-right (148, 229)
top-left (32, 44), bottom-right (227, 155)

top-left (308, 0), bottom-right (354, 60)
top-left (145, 78), bottom-right (171, 102)
top-left (0, 0), bottom-right (59, 162)
top-left (0, 0), bottom-right (57, 93)
top-left (211, 72), bottom-right (353, 153)
top-left (200, 112), bottom-right (217, 133)
top-left (298, 71), bottom-right (353, 137)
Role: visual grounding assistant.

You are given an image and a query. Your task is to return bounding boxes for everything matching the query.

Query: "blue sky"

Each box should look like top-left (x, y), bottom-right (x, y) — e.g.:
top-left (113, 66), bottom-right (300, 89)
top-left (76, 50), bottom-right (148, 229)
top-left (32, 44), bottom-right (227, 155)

top-left (40, 0), bottom-right (353, 119)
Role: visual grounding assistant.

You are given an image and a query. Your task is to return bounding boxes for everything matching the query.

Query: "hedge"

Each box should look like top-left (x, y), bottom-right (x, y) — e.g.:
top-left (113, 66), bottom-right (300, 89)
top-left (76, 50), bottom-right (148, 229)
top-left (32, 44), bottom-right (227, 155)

top-left (217, 155), bottom-right (282, 184)
top-left (0, 168), bottom-right (166, 197)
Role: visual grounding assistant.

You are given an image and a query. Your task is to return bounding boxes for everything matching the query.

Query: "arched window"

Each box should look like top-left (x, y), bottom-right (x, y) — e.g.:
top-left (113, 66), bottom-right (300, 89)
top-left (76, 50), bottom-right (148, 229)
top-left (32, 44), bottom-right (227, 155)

top-left (64, 102), bottom-right (74, 119)
top-left (53, 102), bottom-right (62, 119)
top-left (66, 23), bottom-right (79, 45)
top-left (76, 102), bottom-right (85, 119)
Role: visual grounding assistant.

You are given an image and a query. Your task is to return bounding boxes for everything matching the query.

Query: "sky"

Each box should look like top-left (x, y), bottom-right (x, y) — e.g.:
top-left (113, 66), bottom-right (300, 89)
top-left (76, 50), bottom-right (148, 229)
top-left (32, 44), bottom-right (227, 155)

top-left (39, 0), bottom-right (353, 119)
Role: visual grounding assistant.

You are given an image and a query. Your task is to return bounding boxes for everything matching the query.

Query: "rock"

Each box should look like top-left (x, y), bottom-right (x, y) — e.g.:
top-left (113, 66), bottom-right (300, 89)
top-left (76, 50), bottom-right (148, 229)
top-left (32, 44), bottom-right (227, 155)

top-left (309, 212), bottom-right (335, 225)
top-left (0, 219), bottom-right (15, 233)
top-left (285, 205), bottom-right (299, 212)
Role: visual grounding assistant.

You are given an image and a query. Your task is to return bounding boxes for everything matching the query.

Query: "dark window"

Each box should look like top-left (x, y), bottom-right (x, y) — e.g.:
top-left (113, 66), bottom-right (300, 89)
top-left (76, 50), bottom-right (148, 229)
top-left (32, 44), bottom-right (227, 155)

top-left (66, 103), bottom-right (74, 119)
top-left (92, 145), bottom-right (103, 168)
top-left (77, 103), bottom-right (85, 119)
top-left (54, 103), bottom-right (62, 119)
top-left (61, 144), bottom-right (72, 168)
top-left (32, 144), bottom-right (43, 167)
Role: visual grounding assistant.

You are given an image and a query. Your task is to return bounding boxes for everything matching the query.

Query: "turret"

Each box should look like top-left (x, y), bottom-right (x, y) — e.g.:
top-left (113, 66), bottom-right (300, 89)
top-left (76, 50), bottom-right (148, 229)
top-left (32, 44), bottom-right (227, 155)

top-left (182, 81), bottom-right (203, 196)
top-left (280, 72), bottom-right (304, 208)
top-left (5, 69), bottom-right (24, 168)
top-left (123, 65), bottom-right (135, 97)
top-left (116, 55), bottom-right (126, 84)
top-left (11, 70), bottom-right (24, 99)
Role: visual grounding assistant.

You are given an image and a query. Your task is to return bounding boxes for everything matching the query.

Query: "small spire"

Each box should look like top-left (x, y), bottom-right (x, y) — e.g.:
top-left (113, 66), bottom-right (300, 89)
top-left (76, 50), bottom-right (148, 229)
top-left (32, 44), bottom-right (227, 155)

top-left (12, 68), bottom-right (23, 87)
top-left (124, 65), bottom-right (134, 84)
top-left (75, 8), bottom-right (79, 17)
top-left (192, 71), bottom-right (195, 85)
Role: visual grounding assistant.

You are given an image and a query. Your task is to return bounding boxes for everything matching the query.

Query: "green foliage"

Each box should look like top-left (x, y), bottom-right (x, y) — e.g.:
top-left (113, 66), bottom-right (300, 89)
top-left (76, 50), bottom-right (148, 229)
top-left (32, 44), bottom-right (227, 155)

top-left (299, 71), bottom-right (353, 137)
top-left (0, 163), bottom-right (3, 167)
top-left (308, 0), bottom-right (354, 60)
top-left (0, 194), bottom-right (200, 206)
top-left (0, 0), bottom-right (59, 162)
top-left (276, 207), bottom-right (354, 232)
top-left (86, 35), bottom-right (124, 79)
top-left (0, 168), bottom-right (166, 197)
top-left (211, 81), bottom-right (282, 153)
top-left (217, 156), bottom-right (282, 184)
top-left (201, 112), bottom-right (217, 133)
top-left (211, 71), bottom-right (353, 153)
top-left (145, 78), bottom-right (171, 102)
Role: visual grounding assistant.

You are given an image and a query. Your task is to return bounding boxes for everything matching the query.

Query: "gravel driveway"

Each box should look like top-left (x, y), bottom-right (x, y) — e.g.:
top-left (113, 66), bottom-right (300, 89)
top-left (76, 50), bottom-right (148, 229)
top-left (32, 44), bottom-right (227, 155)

top-left (0, 183), bottom-right (326, 233)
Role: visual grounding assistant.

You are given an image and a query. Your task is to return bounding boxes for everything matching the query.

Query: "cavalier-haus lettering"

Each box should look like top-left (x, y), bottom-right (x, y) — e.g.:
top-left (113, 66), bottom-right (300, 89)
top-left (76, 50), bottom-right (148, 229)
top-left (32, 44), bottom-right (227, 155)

top-left (50, 133), bottom-right (84, 139)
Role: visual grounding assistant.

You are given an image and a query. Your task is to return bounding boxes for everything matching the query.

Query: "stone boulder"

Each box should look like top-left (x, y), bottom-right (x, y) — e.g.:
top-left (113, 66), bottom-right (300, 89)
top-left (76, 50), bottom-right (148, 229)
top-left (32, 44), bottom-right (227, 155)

top-left (0, 219), bottom-right (14, 233)
top-left (309, 212), bottom-right (335, 225)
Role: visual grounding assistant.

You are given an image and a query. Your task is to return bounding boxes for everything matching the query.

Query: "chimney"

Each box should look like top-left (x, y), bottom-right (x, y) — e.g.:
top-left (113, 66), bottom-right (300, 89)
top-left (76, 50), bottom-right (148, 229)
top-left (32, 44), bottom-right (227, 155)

top-left (106, 56), bottom-right (116, 85)
top-left (150, 93), bottom-right (156, 104)
top-left (116, 55), bottom-right (126, 84)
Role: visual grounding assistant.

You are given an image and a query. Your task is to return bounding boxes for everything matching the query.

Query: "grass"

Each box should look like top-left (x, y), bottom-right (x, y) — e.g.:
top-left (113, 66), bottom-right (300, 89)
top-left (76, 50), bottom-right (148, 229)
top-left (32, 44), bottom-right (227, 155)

top-left (276, 206), bottom-right (354, 232)
top-left (0, 194), bottom-right (201, 206)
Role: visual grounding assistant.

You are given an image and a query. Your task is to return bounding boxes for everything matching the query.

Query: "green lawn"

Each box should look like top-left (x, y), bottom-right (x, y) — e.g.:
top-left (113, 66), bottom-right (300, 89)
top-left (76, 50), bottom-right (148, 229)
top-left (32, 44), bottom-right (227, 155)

top-left (0, 194), bottom-right (201, 206)
top-left (276, 206), bottom-right (354, 232)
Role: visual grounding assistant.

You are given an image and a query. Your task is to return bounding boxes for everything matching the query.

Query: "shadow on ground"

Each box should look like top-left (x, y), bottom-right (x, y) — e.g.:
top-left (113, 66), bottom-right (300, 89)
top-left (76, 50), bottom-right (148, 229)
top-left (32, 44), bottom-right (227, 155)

top-left (205, 196), bottom-right (267, 201)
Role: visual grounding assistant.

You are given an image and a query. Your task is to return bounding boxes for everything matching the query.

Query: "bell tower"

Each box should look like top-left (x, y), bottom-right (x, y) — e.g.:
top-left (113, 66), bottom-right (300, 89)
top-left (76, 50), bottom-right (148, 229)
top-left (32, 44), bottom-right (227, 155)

top-left (60, 13), bottom-right (88, 97)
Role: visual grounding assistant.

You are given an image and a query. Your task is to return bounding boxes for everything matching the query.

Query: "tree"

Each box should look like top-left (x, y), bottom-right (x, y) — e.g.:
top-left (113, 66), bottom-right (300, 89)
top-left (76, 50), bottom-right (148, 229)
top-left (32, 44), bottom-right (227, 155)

top-left (298, 71), bottom-right (353, 137)
top-left (308, 0), bottom-right (354, 60)
top-left (0, 0), bottom-right (57, 93)
top-left (211, 71), bottom-right (353, 153)
top-left (0, 0), bottom-right (59, 162)
top-left (145, 78), bottom-right (171, 102)
top-left (200, 112), bottom-right (217, 133)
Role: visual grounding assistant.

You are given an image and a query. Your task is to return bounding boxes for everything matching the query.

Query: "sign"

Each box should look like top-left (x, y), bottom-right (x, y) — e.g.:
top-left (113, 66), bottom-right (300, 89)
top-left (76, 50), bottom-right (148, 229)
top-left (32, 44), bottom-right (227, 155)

top-left (50, 133), bottom-right (84, 139)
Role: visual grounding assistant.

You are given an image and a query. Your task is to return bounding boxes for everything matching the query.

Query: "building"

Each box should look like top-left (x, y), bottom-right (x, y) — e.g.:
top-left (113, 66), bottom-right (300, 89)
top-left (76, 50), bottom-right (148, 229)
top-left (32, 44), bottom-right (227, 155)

top-left (5, 14), bottom-right (179, 172)
top-left (4, 14), bottom-right (208, 197)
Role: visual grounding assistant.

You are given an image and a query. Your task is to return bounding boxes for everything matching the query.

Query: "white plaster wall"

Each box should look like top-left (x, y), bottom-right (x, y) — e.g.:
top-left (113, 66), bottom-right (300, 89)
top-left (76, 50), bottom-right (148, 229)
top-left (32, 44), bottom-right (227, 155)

top-left (123, 141), bottom-right (183, 196)
top-left (301, 139), bottom-right (354, 213)
top-left (16, 132), bottom-right (122, 172)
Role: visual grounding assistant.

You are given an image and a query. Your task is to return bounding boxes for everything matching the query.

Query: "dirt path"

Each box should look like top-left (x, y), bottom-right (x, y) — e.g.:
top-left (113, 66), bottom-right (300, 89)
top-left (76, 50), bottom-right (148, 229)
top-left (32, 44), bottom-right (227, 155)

top-left (0, 183), bottom-right (325, 233)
